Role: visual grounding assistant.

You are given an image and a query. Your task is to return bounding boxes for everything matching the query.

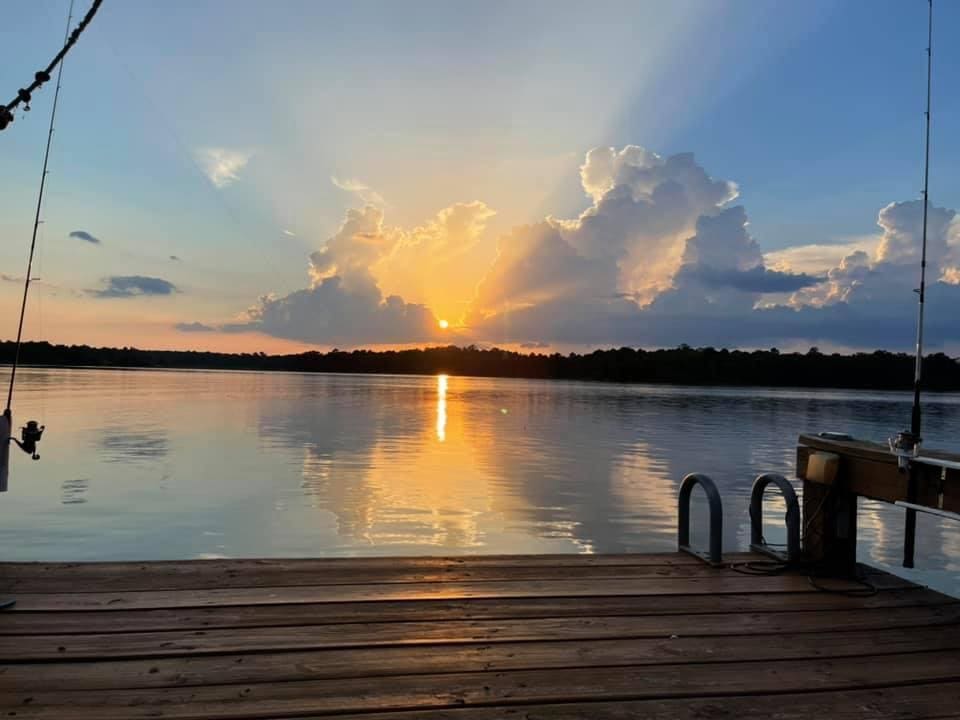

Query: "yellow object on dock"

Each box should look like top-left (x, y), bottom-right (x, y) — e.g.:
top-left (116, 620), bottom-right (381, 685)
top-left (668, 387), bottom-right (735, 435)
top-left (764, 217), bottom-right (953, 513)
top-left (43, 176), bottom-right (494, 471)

top-left (0, 553), bottom-right (957, 718)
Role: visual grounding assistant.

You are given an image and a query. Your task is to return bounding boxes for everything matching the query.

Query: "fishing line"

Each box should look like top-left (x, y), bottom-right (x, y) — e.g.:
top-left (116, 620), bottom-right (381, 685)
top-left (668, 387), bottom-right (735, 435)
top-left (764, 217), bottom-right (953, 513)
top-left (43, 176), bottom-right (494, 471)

top-left (6, 0), bottom-right (77, 414)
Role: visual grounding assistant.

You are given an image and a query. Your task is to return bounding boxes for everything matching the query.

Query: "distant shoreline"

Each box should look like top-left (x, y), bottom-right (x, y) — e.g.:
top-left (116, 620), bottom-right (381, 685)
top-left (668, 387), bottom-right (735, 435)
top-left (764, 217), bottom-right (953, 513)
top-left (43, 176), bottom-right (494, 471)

top-left (2, 340), bottom-right (959, 391)
top-left (6, 363), bottom-right (960, 398)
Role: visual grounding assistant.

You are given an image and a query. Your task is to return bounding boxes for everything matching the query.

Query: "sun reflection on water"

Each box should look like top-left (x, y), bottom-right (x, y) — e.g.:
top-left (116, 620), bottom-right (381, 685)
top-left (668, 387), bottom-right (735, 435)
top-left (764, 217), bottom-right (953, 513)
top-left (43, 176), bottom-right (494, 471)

top-left (436, 374), bottom-right (448, 442)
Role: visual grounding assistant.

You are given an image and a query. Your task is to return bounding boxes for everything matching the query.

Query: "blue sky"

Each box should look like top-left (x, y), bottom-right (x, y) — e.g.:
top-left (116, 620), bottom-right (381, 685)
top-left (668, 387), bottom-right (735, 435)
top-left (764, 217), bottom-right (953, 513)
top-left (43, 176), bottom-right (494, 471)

top-left (1, 0), bottom-right (958, 352)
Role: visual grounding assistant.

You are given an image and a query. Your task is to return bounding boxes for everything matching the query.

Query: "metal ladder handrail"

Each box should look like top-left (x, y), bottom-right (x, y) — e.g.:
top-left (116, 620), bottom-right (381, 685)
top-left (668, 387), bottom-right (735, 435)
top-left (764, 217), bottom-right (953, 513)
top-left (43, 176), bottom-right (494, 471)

top-left (749, 472), bottom-right (801, 563)
top-left (678, 473), bottom-right (723, 566)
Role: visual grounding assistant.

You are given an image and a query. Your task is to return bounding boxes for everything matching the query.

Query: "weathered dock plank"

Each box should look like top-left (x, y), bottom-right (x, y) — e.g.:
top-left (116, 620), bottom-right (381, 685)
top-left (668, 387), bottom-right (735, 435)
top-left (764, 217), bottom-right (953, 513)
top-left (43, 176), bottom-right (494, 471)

top-left (3, 625), bottom-right (959, 692)
top-left (4, 651), bottom-right (960, 719)
top-left (295, 683), bottom-right (960, 720)
top-left (0, 554), bottom-right (764, 593)
top-left (5, 604), bottom-right (959, 661)
top-left (2, 586), bottom-right (951, 635)
top-left (0, 554), bottom-right (953, 719)
top-left (4, 570), bottom-right (914, 611)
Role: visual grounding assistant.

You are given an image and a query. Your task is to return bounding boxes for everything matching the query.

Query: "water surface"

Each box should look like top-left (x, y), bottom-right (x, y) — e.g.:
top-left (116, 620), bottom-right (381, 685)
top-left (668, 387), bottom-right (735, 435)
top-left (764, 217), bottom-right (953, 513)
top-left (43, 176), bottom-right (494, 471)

top-left (0, 367), bottom-right (957, 594)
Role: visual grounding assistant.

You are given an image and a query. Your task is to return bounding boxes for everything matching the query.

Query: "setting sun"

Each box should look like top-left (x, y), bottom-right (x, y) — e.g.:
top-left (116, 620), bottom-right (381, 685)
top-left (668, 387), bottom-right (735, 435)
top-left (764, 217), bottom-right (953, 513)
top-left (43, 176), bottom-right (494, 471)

top-left (438, 319), bottom-right (449, 329)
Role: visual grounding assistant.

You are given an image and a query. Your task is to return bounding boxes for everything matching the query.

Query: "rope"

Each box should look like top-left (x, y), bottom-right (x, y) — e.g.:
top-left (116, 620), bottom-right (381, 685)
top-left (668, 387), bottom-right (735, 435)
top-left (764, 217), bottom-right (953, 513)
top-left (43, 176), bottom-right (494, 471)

top-left (727, 558), bottom-right (877, 597)
top-left (5, 0), bottom-right (77, 413)
top-left (0, 0), bottom-right (102, 132)
top-left (731, 479), bottom-right (876, 596)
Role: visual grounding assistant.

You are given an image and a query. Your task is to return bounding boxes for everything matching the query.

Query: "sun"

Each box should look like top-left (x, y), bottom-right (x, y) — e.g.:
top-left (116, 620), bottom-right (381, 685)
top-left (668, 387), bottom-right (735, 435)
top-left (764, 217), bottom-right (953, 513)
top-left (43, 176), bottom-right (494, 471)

top-left (438, 319), bottom-right (449, 329)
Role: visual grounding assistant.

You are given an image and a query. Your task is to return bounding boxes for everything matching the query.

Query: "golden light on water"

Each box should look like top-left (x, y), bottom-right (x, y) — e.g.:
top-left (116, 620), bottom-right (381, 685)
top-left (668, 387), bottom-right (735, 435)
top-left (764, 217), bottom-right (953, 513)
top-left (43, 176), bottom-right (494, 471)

top-left (438, 319), bottom-right (449, 329)
top-left (436, 374), bottom-right (448, 442)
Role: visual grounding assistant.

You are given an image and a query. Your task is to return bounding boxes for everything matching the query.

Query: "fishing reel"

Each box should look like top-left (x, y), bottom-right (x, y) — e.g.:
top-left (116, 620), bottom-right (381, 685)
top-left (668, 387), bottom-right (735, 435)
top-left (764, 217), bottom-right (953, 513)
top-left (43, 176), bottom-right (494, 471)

top-left (889, 430), bottom-right (920, 472)
top-left (11, 421), bottom-right (44, 460)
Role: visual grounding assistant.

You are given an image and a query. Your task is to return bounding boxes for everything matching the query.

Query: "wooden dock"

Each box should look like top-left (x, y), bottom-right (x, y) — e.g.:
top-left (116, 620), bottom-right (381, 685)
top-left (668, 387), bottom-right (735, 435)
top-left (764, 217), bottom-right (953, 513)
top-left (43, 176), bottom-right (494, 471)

top-left (0, 553), bottom-right (958, 718)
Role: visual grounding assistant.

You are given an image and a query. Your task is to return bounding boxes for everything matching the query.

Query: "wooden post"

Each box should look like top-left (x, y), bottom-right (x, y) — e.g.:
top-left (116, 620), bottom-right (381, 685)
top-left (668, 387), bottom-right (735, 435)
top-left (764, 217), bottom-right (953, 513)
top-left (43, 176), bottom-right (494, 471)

top-left (797, 449), bottom-right (857, 575)
top-left (0, 410), bottom-right (10, 493)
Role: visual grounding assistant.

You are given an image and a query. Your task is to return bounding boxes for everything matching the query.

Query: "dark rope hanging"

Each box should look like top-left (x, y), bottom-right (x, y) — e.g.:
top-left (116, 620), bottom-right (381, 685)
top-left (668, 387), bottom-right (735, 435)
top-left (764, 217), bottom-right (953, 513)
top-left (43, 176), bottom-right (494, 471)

top-left (0, 0), bottom-right (103, 132)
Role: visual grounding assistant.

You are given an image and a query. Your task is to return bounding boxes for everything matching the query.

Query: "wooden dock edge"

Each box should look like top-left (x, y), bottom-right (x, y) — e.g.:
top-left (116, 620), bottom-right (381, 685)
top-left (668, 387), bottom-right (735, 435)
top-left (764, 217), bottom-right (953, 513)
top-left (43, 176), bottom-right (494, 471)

top-left (797, 433), bottom-right (960, 573)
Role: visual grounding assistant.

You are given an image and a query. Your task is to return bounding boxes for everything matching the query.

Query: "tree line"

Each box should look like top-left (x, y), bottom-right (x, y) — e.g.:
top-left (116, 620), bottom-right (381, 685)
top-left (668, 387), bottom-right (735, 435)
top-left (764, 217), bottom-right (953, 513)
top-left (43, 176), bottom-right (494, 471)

top-left (0, 340), bottom-right (957, 391)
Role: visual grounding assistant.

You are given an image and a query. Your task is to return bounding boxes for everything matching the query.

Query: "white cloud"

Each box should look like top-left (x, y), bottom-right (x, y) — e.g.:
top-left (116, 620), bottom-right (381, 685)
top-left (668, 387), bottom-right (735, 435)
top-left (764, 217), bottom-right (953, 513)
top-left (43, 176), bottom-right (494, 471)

top-left (468, 146), bottom-right (802, 328)
top-left (308, 206), bottom-right (397, 290)
top-left (374, 201), bottom-right (495, 321)
top-left (464, 146), bottom-right (960, 350)
top-left (876, 200), bottom-right (958, 267)
top-left (196, 144), bottom-right (960, 351)
top-left (196, 148), bottom-right (252, 188)
top-left (331, 176), bottom-right (385, 206)
top-left (764, 236), bottom-right (880, 276)
top-left (236, 276), bottom-right (439, 346)
top-left (568, 148), bottom-right (741, 304)
top-left (224, 205), bottom-right (444, 345)
top-left (653, 206), bottom-right (820, 315)
top-left (784, 200), bottom-right (960, 313)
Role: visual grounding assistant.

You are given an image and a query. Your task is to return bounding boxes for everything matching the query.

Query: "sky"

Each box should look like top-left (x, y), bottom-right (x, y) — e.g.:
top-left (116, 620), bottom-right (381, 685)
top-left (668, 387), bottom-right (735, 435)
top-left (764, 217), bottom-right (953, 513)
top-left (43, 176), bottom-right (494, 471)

top-left (2, 0), bottom-right (960, 355)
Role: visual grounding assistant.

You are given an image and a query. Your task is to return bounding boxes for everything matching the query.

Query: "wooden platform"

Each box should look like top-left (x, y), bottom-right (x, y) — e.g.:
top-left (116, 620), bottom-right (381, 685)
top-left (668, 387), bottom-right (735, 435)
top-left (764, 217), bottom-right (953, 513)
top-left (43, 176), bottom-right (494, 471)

top-left (0, 553), bottom-right (958, 718)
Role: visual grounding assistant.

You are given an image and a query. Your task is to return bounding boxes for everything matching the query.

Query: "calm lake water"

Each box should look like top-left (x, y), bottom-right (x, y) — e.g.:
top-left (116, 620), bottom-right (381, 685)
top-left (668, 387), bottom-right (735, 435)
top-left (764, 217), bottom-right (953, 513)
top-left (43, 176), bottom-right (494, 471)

top-left (1, 367), bottom-right (958, 594)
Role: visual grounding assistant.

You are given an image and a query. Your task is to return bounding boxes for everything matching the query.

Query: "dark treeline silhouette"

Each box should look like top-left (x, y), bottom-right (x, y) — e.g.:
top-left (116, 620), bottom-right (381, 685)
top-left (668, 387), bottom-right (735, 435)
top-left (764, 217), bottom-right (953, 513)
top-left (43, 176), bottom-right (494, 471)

top-left (2, 340), bottom-right (958, 390)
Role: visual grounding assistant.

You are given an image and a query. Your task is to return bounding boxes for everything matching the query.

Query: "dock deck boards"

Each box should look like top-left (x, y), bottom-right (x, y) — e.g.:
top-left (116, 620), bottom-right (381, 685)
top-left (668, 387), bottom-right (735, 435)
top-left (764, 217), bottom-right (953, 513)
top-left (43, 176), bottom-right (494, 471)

top-left (0, 553), bottom-right (957, 718)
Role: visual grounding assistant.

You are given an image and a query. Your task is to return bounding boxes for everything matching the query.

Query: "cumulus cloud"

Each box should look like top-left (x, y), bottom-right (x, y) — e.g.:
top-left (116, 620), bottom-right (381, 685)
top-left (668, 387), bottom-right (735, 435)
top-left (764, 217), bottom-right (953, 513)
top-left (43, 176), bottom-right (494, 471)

top-left (679, 265), bottom-right (821, 294)
top-left (374, 201), bottom-right (495, 321)
top-left (89, 276), bottom-right (178, 299)
top-left (876, 200), bottom-right (957, 267)
top-left (654, 207), bottom-right (820, 312)
top-left (331, 176), bottom-right (385, 206)
top-left (196, 148), bottom-right (252, 188)
top-left (309, 206), bottom-right (396, 288)
top-left (215, 144), bottom-right (960, 350)
top-left (238, 279), bottom-right (439, 346)
top-left (69, 230), bottom-right (101, 245)
top-left (471, 220), bottom-right (614, 319)
top-left (175, 321), bottom-right (215, 332)
top-left (787, 201), bottom-right (960, 314)
top-left (569, 148), bottom-right (740, 303)
top-left (468, 147), bottom-right (779, 331)
top-left (227, 205), bottom-right (442, 345)
top-left (764, 237), bottom-right (879, 276)
top-left (465, 146), bottom-right (960, 349)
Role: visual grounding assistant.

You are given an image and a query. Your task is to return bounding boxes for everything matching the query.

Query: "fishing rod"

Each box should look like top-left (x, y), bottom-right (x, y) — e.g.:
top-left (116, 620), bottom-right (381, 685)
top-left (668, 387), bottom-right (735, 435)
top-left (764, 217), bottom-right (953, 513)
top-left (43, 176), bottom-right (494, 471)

top-left (890, 0), bottom-right (933, 569)
top-left (1, 1), bottom-right (92, 491)
top-left (0, 0), bottom-right (102, 132)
